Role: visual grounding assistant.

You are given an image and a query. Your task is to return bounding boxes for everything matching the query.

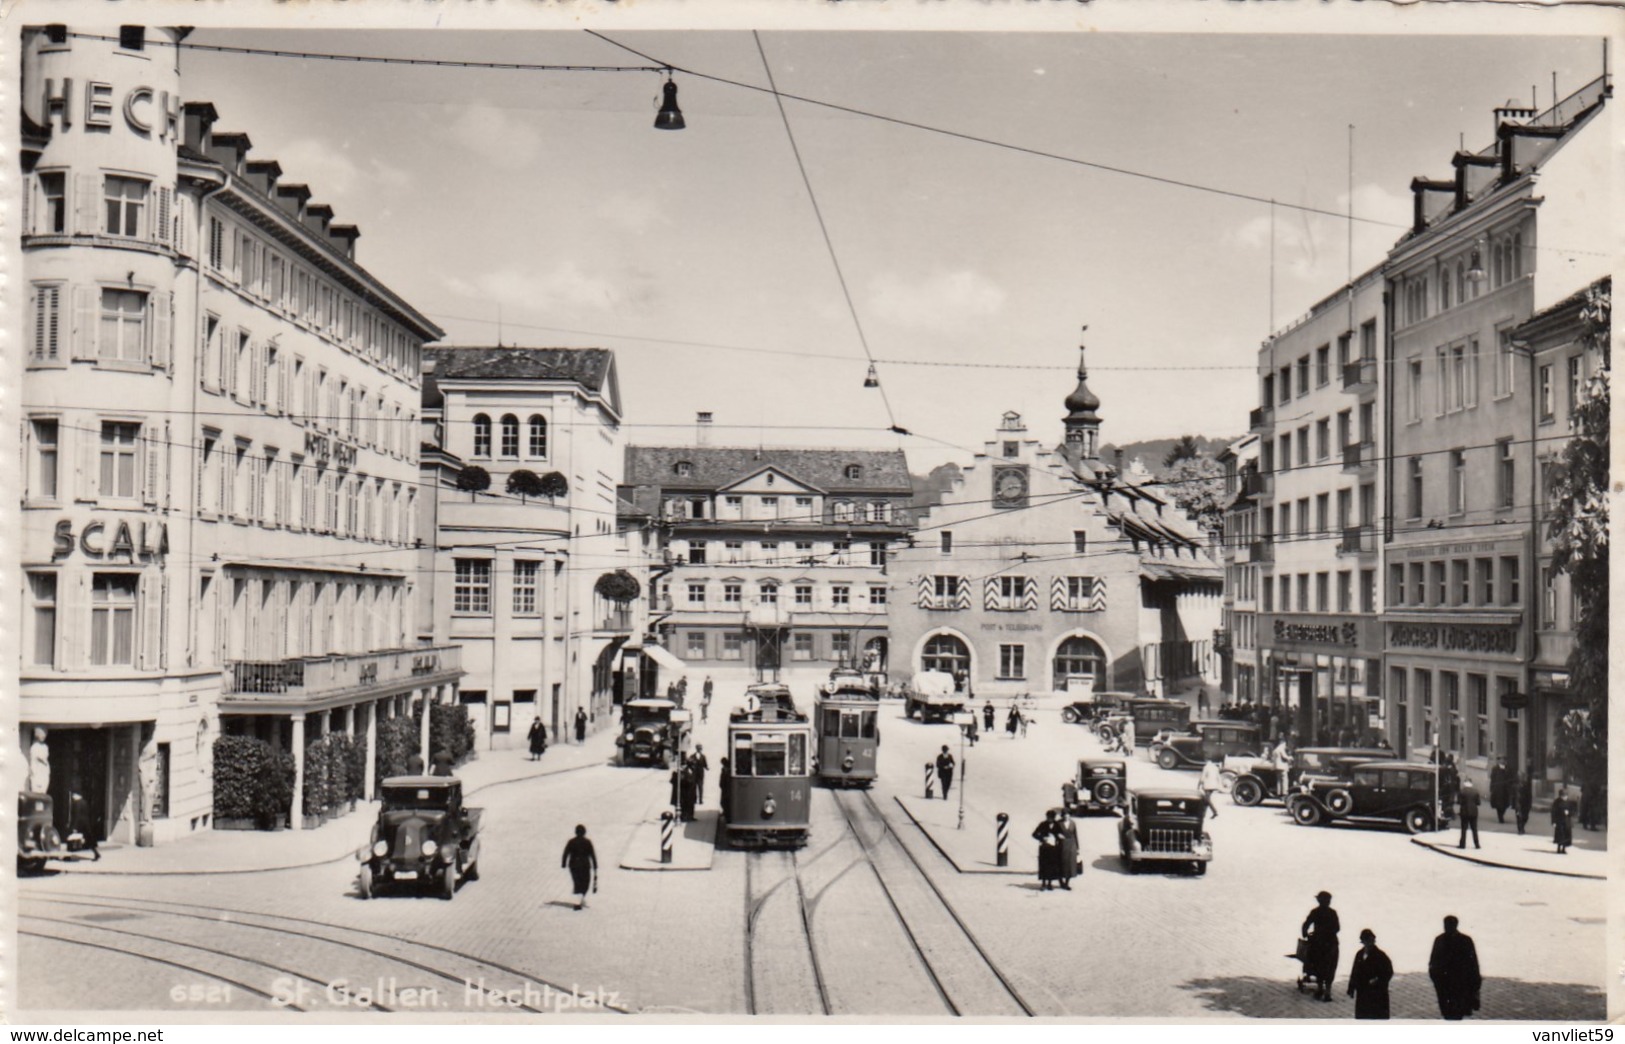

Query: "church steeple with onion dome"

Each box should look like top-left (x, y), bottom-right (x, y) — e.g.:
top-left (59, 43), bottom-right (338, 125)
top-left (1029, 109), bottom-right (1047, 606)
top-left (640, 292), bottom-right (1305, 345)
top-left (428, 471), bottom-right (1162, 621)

top-left (1063, 328), bottom-right (1102, 461)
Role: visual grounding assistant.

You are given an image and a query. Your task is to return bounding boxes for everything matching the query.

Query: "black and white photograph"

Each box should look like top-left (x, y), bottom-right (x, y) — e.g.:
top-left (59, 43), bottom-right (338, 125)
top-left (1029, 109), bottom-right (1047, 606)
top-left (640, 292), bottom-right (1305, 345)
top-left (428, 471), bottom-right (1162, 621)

top-left (5, 1), bottom-right (1617, 1027)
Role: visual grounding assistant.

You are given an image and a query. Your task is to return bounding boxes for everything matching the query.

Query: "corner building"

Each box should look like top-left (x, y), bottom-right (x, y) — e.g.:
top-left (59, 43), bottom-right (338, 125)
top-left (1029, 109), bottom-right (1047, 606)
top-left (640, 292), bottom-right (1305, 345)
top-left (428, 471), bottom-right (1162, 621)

top-left (18, 25), bottom-right (452, 845)
top-left (887, 353), bottom-right (1222, 700)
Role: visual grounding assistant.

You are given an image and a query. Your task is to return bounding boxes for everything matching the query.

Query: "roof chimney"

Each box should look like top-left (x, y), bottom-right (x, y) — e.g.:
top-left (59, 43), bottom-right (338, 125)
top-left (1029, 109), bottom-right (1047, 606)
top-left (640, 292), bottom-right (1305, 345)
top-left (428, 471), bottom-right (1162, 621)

top-left (696, 411), bottom-right (713, 447)
top-left (328, 223), bottom-right (360, 261)
top-left (181, 101), bottom-right (217, 152)
top-left (244, 158), bottom-right (282, 196)
top-left (274, 183), bottom-right (311, 220)
top-left (207, 131), bottom-right (251, 176)
top-left (303, 203), bottom-right (334, 236)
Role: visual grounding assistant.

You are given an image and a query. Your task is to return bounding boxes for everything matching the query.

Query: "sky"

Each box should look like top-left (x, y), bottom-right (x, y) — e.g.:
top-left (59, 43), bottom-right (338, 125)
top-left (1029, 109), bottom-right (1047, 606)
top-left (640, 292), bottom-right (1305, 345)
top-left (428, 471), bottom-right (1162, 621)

top-left (172, 21), bottom-right (1610, 472)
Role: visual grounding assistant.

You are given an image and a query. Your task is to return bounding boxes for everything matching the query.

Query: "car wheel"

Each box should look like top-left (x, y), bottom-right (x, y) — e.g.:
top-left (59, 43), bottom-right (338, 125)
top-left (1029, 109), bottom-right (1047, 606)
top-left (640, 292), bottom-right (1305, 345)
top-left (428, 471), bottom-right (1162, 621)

top-left (1325, 789), bottom-right (1354, 815)
top-left (1403, 807), bottom-right (1434, 834)
top-left (1218, 770), bottom-right (1237, 794)
top-left (464, 859), bottom-right (479, 882)
top-left (1291, 798), bottom-right (1323, 827)
top-left (1194, 862), bottom-right (1207, 876)
top-left (1232, 778), bottom-right (1264, 807)
top-left (358, 863), bottom-right (374, 899)
top-left (1156, 748), bottom-right (1180, 771)
top-left (1061, 707), bottom-right (1079, 724)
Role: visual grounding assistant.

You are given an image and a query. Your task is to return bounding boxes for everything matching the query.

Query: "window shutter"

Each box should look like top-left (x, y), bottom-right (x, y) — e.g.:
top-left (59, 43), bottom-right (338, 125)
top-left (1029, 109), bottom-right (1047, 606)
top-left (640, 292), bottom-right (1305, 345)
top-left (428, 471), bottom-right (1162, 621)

top-left (153, 186), bottom-right (172, 246)
top-left (21, 174), bottom-right (32, 236)
top-left (956, 576), bottom-right (972, 610)
top-left (279, 358), bottom-right (291, 418)
top-left (1023, 576), bottom-right (1039, 610)
top-left (173, 194), bottom-right (191, 256)
top-left (138, 571), bottom-right (161, 670)
top-left (158, 575), bottom-right (170, 670)
top-left (61, 572), bottom-right (87, 670)
top-left (71, 284), bottom-right (98, 360)
top-left (142, 428), bottom-right (160, 506)
top-left (75, 173), bottom-right (100, 235)
top-left (983, 577), bottom-right (998, 611)
top-left (76, 421), bottom-right (97, 502)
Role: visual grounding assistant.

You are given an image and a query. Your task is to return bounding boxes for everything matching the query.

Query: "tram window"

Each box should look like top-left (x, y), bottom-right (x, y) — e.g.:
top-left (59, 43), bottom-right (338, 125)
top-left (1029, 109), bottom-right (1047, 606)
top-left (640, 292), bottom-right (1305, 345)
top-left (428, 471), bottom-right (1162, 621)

top-left (754, 736), bottom-right (788, 776)
top-left (733, 736), bottom-right (754, 776)
top-left (861, 711), bottom-right (877, 739)
top-left (789, 733), bottom-right (808, 775)
top-left (822, 712), bottom-right (840, 737)
top-left (841, 712), bottom-right (862, 738)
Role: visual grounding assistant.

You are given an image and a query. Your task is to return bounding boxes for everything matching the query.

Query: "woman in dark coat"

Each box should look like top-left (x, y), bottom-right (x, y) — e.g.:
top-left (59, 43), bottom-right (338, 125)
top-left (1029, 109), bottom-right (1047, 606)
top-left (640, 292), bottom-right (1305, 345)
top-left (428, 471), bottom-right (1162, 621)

top-left (527, 718), bottom-right (547, 760)
top-left (1347, 928), bottom-right (1393, 1019)
top-left (574, 708), bottom-right (588, 744)
top-left (1488, 758), bottom-right (1510, 822)
top-left (1515, 771), bottom-right (1533, 835)
top-left (1552, 787), bottom-right (1574, 853)
top-left (1301, 890), bottom-right (1341, 1001)
top-left (1056, 809), bottom-right (1079, 890)
top-left (561, 825), bottom-right (597, 910)
top-left (678, 762), bottom-right (698, 822)
top-left (1033, 811), bottom-right (1062, 890)
top-left (1006, 705), bottom-right (1021, 738)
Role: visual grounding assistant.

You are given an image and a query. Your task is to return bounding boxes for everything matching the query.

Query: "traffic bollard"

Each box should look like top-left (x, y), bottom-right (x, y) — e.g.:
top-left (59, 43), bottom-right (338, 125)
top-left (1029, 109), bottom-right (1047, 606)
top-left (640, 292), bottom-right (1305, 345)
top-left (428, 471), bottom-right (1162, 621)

top-left (660, 810), bottom-right (674, 864)
top-left (924, 762), bottom-right (935, 799)
top-left (995, 812), bottom-right (1009, 867)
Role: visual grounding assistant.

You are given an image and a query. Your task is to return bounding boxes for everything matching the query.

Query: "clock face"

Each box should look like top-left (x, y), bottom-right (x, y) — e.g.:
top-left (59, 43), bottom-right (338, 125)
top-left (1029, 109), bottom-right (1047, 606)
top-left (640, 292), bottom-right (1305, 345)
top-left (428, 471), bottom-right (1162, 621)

top-left (994, 467), bottom-right (1028, 506)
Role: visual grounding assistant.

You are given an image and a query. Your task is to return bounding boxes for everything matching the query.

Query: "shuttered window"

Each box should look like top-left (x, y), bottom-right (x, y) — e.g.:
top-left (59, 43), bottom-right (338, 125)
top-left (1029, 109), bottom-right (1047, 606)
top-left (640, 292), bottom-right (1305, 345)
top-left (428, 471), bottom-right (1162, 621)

top-left (31, 283), bottom-right (62, 362)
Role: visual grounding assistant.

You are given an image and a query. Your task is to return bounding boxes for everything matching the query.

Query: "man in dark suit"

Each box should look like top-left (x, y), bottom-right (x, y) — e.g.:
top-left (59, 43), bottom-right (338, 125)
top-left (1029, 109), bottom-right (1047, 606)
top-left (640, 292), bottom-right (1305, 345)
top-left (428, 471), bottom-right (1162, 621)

top-left (1428, 915), bottom-right (1482, 1020)
top-left (935, 745), bottom-right (955, 800)
top-left (1456, 779), bottom-right (1482, 849)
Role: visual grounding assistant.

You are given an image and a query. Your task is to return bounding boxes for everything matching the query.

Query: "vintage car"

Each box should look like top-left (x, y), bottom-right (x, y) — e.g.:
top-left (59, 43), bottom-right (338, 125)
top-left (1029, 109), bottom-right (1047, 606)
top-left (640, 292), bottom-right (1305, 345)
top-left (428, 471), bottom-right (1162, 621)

top-left (1060, 690), bottom-right (1135, 726)
top-left (1118, 788), bottom-right (1213, 874)
top-left (1065, 758), bottom-right (1128, 815)
top-left (1151, 721), bottom-right (1264, 771)
top-left (1287, 760), bottom-right (1449, 834)
top-left (1223, 746), bottom-right (1395, 807)
top-left (617, 698), bottom-right (692, 767)
top-left (17, 791), bottom-right (98, 872)
top-left (357, 776), bottom-right (482, 899)
top-left (902, 670), bottom-right (966, 723)
top-left (1120, 698), bottom-right (1192, 748)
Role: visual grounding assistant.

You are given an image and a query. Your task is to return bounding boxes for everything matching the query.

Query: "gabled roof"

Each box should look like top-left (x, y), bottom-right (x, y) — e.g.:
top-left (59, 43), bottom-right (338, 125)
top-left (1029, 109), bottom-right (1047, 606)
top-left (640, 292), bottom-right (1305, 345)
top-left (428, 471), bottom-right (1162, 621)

top-left (425, 347), bottom-right (614, 389)
top-left (626, 446), bottom-right (912, 493)
top-left (716, 465), bottom-right (823, 496)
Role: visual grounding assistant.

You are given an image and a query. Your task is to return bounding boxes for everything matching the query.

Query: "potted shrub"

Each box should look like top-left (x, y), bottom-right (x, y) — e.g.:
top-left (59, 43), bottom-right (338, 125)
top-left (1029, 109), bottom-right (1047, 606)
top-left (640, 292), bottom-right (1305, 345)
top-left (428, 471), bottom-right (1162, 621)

top-left (538, 470), bottom-right (569, 503)
top-left (506, 468), bottom-right (545, 504)
top-left (456, 464), bottom-right (491, 502)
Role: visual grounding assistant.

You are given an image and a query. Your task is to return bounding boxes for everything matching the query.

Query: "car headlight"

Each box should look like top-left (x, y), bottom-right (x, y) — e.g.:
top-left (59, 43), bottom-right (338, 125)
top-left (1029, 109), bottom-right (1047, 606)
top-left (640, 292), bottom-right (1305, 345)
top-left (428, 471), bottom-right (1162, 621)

top-left (372, 840), bottom-right (389, 857)
top-left (421, 839), bottom-right (438, 857)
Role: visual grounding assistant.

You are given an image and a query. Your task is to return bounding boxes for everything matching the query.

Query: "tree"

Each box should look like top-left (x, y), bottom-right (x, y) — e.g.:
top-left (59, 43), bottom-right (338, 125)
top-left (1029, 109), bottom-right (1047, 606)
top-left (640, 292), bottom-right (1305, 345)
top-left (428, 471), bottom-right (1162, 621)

top-left (1163, 434), bottom-right (1202, 468)
top-left (595, 569), bottom-right (642, 605)
top-left (1162, 455), bottom-right (1227, 534)
top-left (1548, 280), bottom-right (1609, 786)
top-left (538, 471), bottom-right (570, 502)
top-left (506, 468), bottom-right (545, 504)
top-left (455, 464), bottom-right (491, 502)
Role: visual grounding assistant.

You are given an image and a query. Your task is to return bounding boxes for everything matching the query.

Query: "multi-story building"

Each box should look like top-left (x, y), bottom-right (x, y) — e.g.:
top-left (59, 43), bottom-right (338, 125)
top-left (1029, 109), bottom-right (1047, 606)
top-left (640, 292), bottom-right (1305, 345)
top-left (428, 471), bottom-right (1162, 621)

top-left (1381, 77), bottom-right (1610, 790)
top-left (1215, 433), bottom-right (1260, 702)
top-left (623, 429), bottom-right (913, 694)
top-left (17, 25), bottom-right (454, 844)
top-left (1249, 268), bottom-right (1386, 744)
top-left (887, 352), bottom-right (1222, 700)
top-left (418, 347), bottom-right (634, 749)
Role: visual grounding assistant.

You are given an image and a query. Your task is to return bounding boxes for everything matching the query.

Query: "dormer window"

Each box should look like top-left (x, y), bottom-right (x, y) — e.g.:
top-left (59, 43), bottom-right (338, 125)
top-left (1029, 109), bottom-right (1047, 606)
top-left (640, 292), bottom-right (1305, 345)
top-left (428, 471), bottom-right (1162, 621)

top-left (844, 464), bottom-right (862, 480)
top-left (674, 461), bottom-right (692, 478)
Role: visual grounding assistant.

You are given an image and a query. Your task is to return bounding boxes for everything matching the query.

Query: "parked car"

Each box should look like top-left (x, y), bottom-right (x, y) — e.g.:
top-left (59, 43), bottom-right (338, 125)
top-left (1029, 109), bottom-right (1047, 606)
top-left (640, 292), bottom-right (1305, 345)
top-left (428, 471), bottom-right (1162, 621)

top-left (1065, 758), bottom-right (1128, 815)
top-left (1151, 722), bottom-right (1264, 771)
top-left (1060, 690), bottom-right (1135, 725)
top-left (1224, 746), bottom-right (1395, 807)
top-left (1287, 761), bottom-right (1449, 834)
top-left (1121, 698), bottom-right (1191, 748)
top-left (357, 776), bottom-right (482, 899)
top-left (1118, 788), bottom-right (1213, 874)
top-left (17, 791), bottom-right (98, 873)
top-left (617, 698), bottom-right (692, 767)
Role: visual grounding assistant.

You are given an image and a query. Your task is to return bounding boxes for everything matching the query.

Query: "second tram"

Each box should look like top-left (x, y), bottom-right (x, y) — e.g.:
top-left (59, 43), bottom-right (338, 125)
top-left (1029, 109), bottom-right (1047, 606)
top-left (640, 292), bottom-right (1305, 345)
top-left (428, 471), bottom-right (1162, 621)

top-left (814, 669), bottom-right (880, 788)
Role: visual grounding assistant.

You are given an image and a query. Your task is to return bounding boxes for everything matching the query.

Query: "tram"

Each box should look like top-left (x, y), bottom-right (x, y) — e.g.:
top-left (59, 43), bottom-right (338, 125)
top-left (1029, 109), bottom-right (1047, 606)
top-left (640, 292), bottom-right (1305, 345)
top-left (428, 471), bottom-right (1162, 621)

top-left (722, 684), bottom-right (813, 848)
top-left (814, 669), bottom-right (880, 788)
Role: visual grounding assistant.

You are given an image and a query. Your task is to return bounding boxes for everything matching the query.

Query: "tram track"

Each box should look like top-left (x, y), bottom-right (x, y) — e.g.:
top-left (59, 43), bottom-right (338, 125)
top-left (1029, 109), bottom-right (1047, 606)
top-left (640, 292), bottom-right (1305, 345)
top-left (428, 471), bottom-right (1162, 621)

top-left (742, 849), bottom-right (830, 1016)
top-left (19, 889), bottom-right (628, 1014)
top-left (19, 924), bottom-right (301, 1010)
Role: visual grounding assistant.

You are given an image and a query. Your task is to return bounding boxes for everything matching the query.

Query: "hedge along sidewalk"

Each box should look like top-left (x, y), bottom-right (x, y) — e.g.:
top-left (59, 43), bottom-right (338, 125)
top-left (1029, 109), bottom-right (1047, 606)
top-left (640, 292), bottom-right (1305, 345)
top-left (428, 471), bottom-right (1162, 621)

top-left (58, 729), bottom-right (619, 876)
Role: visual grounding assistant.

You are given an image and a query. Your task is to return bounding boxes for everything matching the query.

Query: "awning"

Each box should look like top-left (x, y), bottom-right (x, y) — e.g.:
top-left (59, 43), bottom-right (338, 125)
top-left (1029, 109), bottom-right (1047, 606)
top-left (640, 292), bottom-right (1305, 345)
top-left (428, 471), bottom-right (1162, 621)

top-left (639, 645), bottom-right (688, 672)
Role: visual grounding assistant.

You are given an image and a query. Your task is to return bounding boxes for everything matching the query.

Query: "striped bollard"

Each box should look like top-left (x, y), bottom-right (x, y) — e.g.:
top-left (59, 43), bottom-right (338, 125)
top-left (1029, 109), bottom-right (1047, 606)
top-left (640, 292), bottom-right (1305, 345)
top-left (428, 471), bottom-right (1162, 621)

top-left (995, 812), bottom-right (1009, 867)
top-left (924, 762), bottom-right (935, 799)
top-left (660, 810), bottom-right (674, 864)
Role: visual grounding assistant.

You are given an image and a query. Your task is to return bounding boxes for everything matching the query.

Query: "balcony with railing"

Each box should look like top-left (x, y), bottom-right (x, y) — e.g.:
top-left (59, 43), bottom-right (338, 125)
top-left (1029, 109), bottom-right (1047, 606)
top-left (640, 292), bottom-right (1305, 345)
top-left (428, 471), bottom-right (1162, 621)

top-left (1249, 406), bottom-right (1271, 432)
top-left (1338, 525), bottom-right (1375, 555)
top-left (1341, 441), bottom-right (1376, 473)
top-left (1248, 539), bottom-right (1274, 563)
top-left (597, 608), bottom-right (635, 633)
top-left (222, 645), bottom-right (463, 703)
top-left (1342, 358), bottom-right (1376, 391)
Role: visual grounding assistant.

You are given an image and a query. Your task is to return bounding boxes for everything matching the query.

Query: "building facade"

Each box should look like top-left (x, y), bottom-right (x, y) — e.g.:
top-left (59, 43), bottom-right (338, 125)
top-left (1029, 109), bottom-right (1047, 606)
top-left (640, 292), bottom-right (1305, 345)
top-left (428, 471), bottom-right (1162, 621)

top-left (1381, 77), bottom-right (1610, 792)
top-left (1216, 433), bottom-right (1260, 702)
top-left (623, 437), bottom-right (913, 695)
top-left (418, 347), bottom-right (633, 750)
top-left (887, 354), bottom-right (1222, 701)
top-left (18, 25), bottom-right (454, 844)
top-left (1249, 268), bottom-right (1386, 744)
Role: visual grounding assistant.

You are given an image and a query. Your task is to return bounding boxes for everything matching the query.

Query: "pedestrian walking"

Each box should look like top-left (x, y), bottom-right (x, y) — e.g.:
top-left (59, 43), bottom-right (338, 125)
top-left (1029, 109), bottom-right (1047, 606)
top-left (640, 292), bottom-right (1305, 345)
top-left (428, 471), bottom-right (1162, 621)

top-left (718, 757), bottom-right (732, 820)
top-left (1551, 787), bottom-right (1574, 854)
top-left (690, 745), bottom-right (709, 804)
top-left (1439, 752), bottom-right (1461, 809)
top-left (574, 707), bottom-right (588, 744)
top-left (1346, 929), bottom-right (1393, 1019)
top-left (1005, 704), bottom-right (1020, 738)
top-left (983, 700), bottom-right (995, 733)
top-left (1456, 778), bottom-right (1481, 849)
top-left (679, 762), bottom-right (698, 822)
top-left (561, 825), bottom-right (597, 911)
top-left (1196, 687), bottom-right (1210, 718)
top-left (1032, 810), bottom-right (1062, 890)
top-left (430, 748), bottom-right (455, 777)
top-left (1061, 778), bottom-right (1078, 814)
top-left (1488, 757), bottom-right (1511, 823)
top-left (1301, 890), bottom-right (1341, 1002)
top-left (935, 745), bottom-right (956, 800)
top-left (703, 675), bottom-right (714, 703)
top-left (1057, 808), bottom-right (1080, 889)
top-left (1428, 915), bottom-right (1481, 1020)
top-left (527, 717), bottom-right (548, 761)
top-left (405, 751), bottom-right (425, 775)
top-left (1199, 759), bottom-right (1223, 820)
top-left (1515, 770), bottom-right (1533, 835)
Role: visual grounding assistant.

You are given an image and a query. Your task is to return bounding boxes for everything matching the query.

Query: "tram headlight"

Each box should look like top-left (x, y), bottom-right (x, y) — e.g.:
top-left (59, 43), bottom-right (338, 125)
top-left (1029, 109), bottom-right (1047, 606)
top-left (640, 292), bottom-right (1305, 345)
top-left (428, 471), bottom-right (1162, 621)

top-left (372, 840), bottom-right (389, 858)
top-left (420, 839), bottom-right (438, 858)
top-left (842, 754), bottom-right (855, 773)
top-left (762, 796), bottom-right (777, 819)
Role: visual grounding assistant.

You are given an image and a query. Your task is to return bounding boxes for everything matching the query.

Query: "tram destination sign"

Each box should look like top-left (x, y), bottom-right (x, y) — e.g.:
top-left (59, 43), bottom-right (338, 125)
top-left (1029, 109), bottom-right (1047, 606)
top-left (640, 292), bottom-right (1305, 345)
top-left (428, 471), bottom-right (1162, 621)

top-left (1388, 621), bottom-right (1518, 655)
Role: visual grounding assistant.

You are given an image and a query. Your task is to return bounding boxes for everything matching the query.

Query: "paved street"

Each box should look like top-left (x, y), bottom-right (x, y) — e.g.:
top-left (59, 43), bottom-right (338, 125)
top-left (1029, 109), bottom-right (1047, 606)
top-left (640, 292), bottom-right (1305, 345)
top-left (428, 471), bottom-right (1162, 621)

top-left (17, 692), bottom-right (1606, 1019)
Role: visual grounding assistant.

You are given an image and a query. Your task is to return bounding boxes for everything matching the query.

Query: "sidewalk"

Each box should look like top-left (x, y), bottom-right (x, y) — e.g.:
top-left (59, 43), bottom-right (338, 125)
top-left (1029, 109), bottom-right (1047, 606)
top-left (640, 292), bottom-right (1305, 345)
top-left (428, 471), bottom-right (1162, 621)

top-left (617, 809), bottom-right (718, 871)
top-left (57, 729), bottom-right (618, 876)
top-left (893, 793), bottom-right (1033, 875)
top-left (1410, 808), bottom-right (1607, 880)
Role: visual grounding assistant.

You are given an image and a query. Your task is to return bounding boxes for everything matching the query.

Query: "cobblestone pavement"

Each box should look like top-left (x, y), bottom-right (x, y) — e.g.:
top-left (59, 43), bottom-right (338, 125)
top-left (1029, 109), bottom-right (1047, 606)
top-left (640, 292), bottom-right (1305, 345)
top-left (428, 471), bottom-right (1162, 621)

top-left (16, 692), bottom-right (1609, 1020)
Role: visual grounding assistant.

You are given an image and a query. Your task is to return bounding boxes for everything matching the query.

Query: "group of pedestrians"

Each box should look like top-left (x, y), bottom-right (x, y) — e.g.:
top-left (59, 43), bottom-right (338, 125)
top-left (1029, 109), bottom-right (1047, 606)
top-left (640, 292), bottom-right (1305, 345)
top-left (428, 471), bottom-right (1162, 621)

top-left (669, 745), bottom-right (710, 822)
top-left (1032, 807), bottom-right (1080, 890)
top-left (1300, 891), bottom-right (1482, 1020)
top-left (525, 707), bottom-right (590, 760)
